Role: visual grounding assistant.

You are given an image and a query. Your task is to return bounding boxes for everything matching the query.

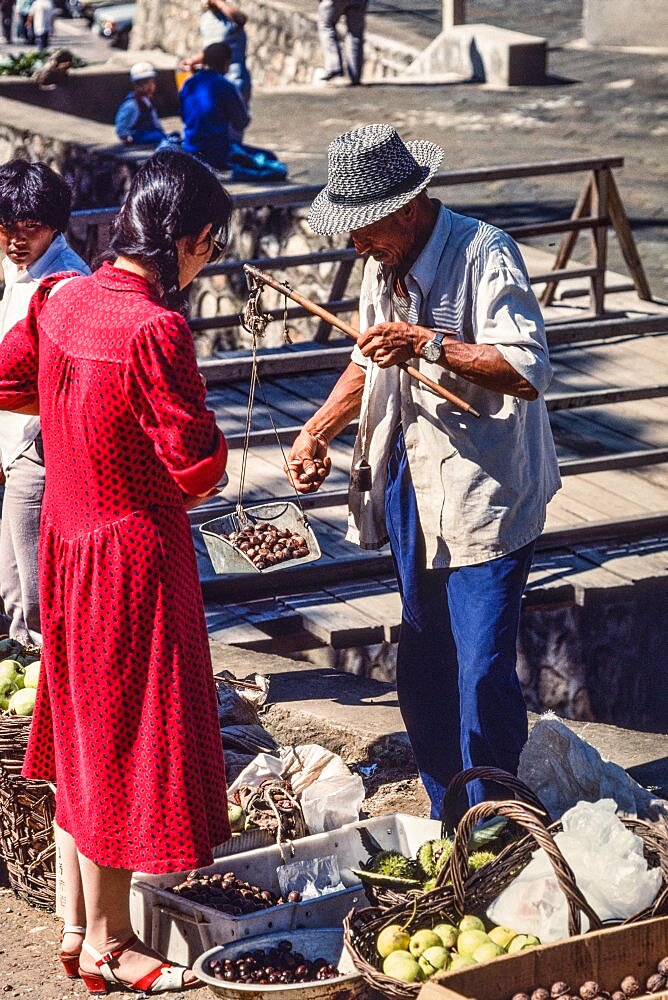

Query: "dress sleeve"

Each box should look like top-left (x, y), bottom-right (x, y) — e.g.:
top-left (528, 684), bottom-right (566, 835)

top-left (474, 238), bottom-right (553, 395)
top-left (126, 311), bottom-right (227, 495)
top-left (0, 272), bottom-right (72, 411)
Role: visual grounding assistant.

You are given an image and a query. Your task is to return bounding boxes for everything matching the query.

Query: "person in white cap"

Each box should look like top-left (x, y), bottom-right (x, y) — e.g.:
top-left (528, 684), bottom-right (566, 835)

top-left (287, 123), bottom-right (561, 822)
top-left (114, 62), bottom-right (167, 146)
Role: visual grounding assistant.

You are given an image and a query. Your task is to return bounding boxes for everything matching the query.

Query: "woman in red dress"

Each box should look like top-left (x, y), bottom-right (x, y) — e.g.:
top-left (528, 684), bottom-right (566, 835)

top-left (0, 152), bottom-right (232, 994)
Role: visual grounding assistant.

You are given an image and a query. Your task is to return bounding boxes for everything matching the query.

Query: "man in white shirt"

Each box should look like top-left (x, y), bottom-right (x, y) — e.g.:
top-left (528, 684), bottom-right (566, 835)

top-left (286, 124), bottom-right (561, 818)
top-left (0, 160), bottom-right (89, 644)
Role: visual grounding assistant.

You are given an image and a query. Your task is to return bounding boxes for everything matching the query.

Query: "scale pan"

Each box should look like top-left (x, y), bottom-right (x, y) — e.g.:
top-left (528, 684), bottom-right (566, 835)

top-left (200, 501), bottom-right (322, 575)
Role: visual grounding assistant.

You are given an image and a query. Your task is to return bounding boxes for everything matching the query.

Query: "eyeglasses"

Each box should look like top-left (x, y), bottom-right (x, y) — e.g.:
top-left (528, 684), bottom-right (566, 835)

top-left (208, 229), bottom-right (227, 264)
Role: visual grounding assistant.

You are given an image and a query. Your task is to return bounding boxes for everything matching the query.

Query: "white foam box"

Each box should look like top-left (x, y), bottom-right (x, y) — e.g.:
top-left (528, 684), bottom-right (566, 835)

top-left (130, 813), bottom-right (441, 967)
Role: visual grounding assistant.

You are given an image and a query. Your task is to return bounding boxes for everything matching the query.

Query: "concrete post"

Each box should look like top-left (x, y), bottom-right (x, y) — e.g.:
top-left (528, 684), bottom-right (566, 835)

top-left (443, 0), bottom-right (465, 29)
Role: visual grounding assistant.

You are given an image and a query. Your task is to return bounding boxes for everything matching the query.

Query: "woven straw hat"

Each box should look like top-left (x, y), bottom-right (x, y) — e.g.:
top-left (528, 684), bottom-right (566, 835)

top-left (309, 124), bottom-right (443, 235)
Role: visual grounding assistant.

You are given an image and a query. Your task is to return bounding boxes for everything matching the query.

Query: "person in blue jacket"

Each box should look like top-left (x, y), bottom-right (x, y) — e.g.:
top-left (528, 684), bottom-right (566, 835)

top-left (114, 62), bottom-right (167, 146)
top-left (180, 42), bottom-right (250, 170)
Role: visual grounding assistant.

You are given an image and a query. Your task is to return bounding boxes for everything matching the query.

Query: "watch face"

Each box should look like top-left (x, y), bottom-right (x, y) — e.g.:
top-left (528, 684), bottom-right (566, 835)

top-left (421, 339), bottom-right (441, 362)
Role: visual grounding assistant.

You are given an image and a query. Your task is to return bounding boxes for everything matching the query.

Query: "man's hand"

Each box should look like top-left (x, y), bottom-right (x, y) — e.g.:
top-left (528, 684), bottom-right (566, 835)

top-left (285, 428), bottom-right (332, 494)
top-left (357, 321), bottom-right (432, 368)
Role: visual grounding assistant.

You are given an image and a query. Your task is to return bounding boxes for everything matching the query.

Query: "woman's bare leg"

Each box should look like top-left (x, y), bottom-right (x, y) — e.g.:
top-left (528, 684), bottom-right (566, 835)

top-left (54, 823), bottom-right (85, 955)
top-left (76, 851), bottom-right (195, 985)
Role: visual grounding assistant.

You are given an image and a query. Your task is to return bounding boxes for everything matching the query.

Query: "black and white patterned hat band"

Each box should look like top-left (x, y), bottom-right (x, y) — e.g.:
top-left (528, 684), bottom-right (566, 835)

top-left (309, 124), bottom-right (444, 235)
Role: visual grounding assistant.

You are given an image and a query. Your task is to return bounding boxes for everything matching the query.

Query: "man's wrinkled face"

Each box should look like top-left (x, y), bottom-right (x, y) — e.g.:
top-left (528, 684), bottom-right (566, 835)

top-left (351, 207), bottom-right (408, 267)
top-left (0, 220), bottom-right (57, 269)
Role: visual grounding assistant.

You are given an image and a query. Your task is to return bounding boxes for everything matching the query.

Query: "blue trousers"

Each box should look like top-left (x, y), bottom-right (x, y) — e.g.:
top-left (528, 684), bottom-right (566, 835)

top-left (385, 430), bottom-right (533, 818)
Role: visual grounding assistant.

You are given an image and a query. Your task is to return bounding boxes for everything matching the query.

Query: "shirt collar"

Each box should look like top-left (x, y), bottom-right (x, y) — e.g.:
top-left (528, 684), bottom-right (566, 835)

top-left (407, 203), bottom-right (452, 301)
top-left (27, 232), bottom-right (69, 281)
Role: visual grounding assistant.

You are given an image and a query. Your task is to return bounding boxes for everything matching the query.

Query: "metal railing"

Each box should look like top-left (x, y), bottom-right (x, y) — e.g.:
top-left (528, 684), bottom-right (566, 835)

top-left (70, 155), bottom-right (652, 340)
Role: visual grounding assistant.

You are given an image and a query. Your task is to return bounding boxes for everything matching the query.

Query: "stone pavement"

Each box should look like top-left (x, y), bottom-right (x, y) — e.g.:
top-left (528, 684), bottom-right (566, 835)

top-left (241, 41), bottom-right (667, 298)
top-left (211, 641), bottom-right (668, 798)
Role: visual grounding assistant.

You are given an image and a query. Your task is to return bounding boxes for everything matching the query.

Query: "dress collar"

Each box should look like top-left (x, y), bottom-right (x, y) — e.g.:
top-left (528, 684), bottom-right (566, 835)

top-left (94, 260), bottom-right (160, 298)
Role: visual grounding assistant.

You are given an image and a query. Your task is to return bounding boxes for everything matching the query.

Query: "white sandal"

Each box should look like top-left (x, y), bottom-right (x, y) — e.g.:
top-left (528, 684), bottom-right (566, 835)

top-left (79, 935), bottom-right (198, 994)
top-left (59, 924), bottom-right (86, 979)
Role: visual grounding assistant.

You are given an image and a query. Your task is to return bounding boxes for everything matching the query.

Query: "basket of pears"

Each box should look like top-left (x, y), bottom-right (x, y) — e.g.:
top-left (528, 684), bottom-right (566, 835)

top-left (0, 637), bottom-right (54, 911)
top-left (0, 637), bottom-right (42, 776)
top-left (343, 799), bottom-right (603, 1000)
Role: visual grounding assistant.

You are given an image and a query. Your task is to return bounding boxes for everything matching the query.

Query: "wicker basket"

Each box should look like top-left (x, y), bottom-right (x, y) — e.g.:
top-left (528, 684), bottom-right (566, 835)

top-left (0, 712), bottom-right (56, 910)
top-left (344, 799), bottom-right (613, 1000)
top-left (365, 767), bottom-right (548, 910)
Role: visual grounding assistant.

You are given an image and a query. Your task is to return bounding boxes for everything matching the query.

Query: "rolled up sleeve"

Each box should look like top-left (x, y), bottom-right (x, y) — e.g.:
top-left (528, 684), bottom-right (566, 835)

top-left (474, 240), bottom-right (553, 395)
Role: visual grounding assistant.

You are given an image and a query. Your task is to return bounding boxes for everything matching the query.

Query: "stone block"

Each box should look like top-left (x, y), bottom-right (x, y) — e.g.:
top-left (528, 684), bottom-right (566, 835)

top-left (583, 0), bottom-right (668, 49)
top-left (404, 23), bottom-right (548, 87)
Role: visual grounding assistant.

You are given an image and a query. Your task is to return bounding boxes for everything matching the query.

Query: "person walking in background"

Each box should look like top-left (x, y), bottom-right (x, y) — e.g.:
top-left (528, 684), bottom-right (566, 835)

top-left (0, 160), bottom-right (89, 646)
top-left (0, 152), bottom-right (232, 994)
top-left (317, 0), bottom-right (367, 85)
top-left (1, 0), bottom-right (15, 44)
top-left (16, 0), bottom-right (34, 43)
top-left (180, 42), bottom-right (250, 169)
top-left (27, 0), bottom-right (53, 48)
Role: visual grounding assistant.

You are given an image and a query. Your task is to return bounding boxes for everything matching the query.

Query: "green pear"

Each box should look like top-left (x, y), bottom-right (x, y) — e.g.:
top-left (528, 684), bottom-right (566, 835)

top-left (456, 929), bottom-right (489, 958)
top-left (409, 929), bottom-right (442, 957)
top-left (0, 676), bottom-right (17, 698)
top-left (0, 660), bottom-right (20, 685)
top-left (458, 915), bottom-right (486, 933)
top-left (383, 950), bottom-right (424, 982)
top-left (23, 661), bottom-right (40, 690)
top-left (8, 687), bottom-right (36, 717)
top-left (507, 934), bottom-right (540, 954)
top-left (419, 946), bottom-right (450, 976)
top-left (227, 803), bottom-right (245, 833)
top-left (472, 941), bottom-right (506, 964)
top-left (376, 924), bottom-right (410, 958)
top-left (433, 922), bottom-right (458, 949)
top-left (488, 925), bottom-right (518, 949)
top-left (449, 954), bottom-right (477, 971)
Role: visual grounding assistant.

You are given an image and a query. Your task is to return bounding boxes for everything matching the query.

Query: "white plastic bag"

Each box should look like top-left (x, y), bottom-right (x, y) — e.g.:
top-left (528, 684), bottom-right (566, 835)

top-left (487, 799), bottom-right (662, 941)
top-left (227, 752), bottom-right (283, 797)
top-left (518, 713), bottom-right (668, 821)
top-left (299, 756), bottom-right (365, 833)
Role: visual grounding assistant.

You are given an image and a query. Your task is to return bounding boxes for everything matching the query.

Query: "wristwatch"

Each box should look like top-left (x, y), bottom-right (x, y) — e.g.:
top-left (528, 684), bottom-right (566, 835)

top-left (420, 329), bottom-right (445, 363)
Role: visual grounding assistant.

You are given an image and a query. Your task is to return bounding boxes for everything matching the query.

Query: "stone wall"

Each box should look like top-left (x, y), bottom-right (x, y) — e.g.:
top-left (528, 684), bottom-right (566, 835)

top-left (297, 582), bottom-right (668, 733)
top-left (132, 0), bottom-right (417, 83)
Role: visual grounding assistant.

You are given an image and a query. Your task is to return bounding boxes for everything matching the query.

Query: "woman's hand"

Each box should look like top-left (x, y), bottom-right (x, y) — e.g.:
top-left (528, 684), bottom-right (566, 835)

top-left (183, 487), bottom-right (219, 510)
top-left (285, 428), bottom-right (331, 494)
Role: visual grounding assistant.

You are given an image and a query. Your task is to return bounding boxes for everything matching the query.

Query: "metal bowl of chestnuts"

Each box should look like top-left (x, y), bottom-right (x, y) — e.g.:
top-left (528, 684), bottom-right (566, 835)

top-left (200, 503), bottom-right (322, 575)
top-left (193, 927), bottom-right (366, 1000)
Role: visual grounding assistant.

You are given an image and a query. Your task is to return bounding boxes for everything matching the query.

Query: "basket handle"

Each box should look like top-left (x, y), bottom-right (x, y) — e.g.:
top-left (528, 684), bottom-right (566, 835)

top-left (446, 799), bottom-right (603, 937)
top-left (440, 767), bottom-right (548, 834)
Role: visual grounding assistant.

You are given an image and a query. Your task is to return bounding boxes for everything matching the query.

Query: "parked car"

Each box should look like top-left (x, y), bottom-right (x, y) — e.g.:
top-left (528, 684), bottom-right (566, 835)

top-left (93, 1), bottom-right (134, 48)
top-left (71, 0), bottom-right (132, 23)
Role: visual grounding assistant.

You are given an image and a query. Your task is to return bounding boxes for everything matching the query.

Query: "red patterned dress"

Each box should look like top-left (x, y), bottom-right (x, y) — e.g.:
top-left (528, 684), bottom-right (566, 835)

top-left (0, 262), bottom-right (230, 873)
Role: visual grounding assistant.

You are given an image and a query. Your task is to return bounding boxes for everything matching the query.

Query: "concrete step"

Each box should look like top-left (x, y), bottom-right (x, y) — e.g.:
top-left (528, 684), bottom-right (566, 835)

top-left (210, 641), bottom-right (668, 798)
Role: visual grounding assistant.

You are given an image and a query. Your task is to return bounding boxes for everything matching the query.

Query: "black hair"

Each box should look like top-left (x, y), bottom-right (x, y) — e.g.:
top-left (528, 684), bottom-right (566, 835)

top-left (0, 159), bottom-right (72, 232)
top-left (107, 150), bottom-right (232, 312)
top-left (203, 41), bottom-right (232, 73)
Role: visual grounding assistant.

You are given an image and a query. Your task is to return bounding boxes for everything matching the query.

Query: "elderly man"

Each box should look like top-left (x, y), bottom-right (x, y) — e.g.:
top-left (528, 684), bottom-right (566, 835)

top-left (287, 124), bottom-right (561, 817)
